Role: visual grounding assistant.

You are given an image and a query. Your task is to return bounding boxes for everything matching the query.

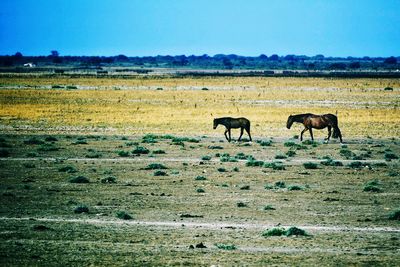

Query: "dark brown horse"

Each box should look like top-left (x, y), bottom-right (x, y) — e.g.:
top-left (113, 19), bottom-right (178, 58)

top-left (213, 117), bottom-right (252, 142)
top-left (286, 113), bottom-right (343, 143)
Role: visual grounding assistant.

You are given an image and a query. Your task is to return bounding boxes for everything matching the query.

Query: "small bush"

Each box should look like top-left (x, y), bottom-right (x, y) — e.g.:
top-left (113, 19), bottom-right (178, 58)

top-left (116, 211), bottom-right (133, 220)
top-left (52, 85), bottom-right (64, 89)
top-left (246, 160), bottom-right (264, 167)
top-left (132, 146), bottom-right (150, 155)
top-left (217, 167), bottom-right (227, 172)
top-left (262, 228), bottom-right (286, 237)
top-left (275, 181), bottom-right (286, 188)
top-left (321, 159), bottom-right (343, 166)
top-left (233, 167), bottom-right (240, 172)
top-left (0, 149), bottom-right (10, 157)
top-left (117, 150), bottom-right (130, 157)
top-left (388, 210), bottom-right (400, 220)
top-left (196, 188), bottom-right (205, 193)
top-left (288, 185), bottom-right (303, 191)
top-left (69, 176), bottom-right (90, 183)
top-left (240, 185), bottom-right (250, 190)
top-left (302, 140), bottom-right (318, 146)
top-left (145, 163), bottom-right (168, 170)
top-left (384, 87), bottom-right (393, 91)
top-left (208, 145), bottom-right (223, 149)
top-left (303, 162), bottom-right (318, 169)
top-left (284, 141), bottom-right (297, 147)
top-left (285, 227), bottom-right (308, 236)
top-left (153, 149), bottom-right (166, 154)
top-left (264, 205), bottom-right (276, 210)
top-left (66, 85), bottom-right (78, 89)
top-left (24, 137), bottom-right (44, 145)
top-left (195, 176), bottom-right (207, 181)
top-left (23, 163), bottom-right (36, 168)
top-left (85, 152), bottom-right (102, 158)
top-left (201, 155), bottom-right (211, 160)
top-left (154, 170), bottom-right (168, 176)
top-left (348, 161), bottom-right (364, 168)
top-left (26, 152), bottom-right (38, 157)
top-left (384, 153), bottom-right (398, 161)
top-left (340, 149), bottom-right (354, 159)
top-left (45, 136), bottom-right (58, 142)
top-left (58, 165), bottom-right (77, 173)
top-left (264, 162), bottom-right (285, 170)
top-left (74, 205), bottom-right (89, 214)
top-left (142, 134), bottom-right (158, 143)
top-left (215, 243), bottom-right (236, 250)
top-left (363, 179), bottom-right (382, 192)
top-left (237, 202), bottom-right (247, 207)
top-left (258, 140), bottom-right (272, 146)
top-left (286, 150), bottom-right (296, 157)
top-left (101, 176), bottom-right (117, 183)
top-left (275, 154), bottom-right (287, 160)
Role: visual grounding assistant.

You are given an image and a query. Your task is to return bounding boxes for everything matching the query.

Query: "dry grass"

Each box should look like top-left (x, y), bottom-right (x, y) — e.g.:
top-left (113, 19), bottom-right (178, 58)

top-left (0, 76), bottom-right (399, 137)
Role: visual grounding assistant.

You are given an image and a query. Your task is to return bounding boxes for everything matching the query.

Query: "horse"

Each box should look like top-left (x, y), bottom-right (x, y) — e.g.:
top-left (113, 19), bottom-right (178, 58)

top-left (213, 117), bottom-right (252, 142)
top-left (286, 113), bottom-right (343, 143)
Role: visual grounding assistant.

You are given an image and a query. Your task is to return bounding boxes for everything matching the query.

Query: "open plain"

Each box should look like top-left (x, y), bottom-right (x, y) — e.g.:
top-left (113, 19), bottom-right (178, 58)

top-left (0, 75), bottom-right (399, 266)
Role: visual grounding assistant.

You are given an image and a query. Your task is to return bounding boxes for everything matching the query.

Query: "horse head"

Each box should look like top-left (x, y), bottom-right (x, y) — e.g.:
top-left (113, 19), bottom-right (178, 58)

top-left (286, 115), bottom-right (294, 129)
top-left (213, 118), bottom-right (218, 129)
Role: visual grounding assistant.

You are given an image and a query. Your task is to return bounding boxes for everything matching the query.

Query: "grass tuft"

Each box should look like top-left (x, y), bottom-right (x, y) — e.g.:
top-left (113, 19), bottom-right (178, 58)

top-left (116, 211), bottom-right (133, 220)
top-left (69, 176), bottom-right (90, 183)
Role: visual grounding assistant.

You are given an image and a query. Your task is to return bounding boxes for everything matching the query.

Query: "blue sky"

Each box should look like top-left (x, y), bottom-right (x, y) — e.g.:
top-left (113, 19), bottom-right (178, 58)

top-left (0, 0), bottom-right (399, 57)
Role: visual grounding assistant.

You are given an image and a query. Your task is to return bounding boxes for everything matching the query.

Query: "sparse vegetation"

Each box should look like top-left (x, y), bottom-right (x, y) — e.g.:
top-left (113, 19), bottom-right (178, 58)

top-left (215, 243), bottom-right (236, 250)
top-left (303, 162), bottom-right (318, 169)
top-left (116, 211), bottom-right (133, 220)
top-left (74, 205), bottom-right (89, 214)
top-left (145, 163), bottom-right (168, 170)
top-left (69, 176), bottom-right (90, 183)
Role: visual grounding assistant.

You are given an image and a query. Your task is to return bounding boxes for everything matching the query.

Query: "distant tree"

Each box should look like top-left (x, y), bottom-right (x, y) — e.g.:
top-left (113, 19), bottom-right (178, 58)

top-left (328, 63), bottom-right (346, 70)
top-left (384, 56), bottom-right (397, 64)
top-left (116, 54), bottom-right (128, 61)
top-left (349, 62), bottom-right (361, 69)
top-left (50, 50), bottom-right (59, 57)
top-left (222, 58), bottom-right (233, 69)
top-left (14, 52), bottom-right (23, 59)
top-left (258, 54), bottom-right (268, 60)
top-left (314, 54), bottom-right (325, 61)
top-left (269, 54), bottom-right (279, 61)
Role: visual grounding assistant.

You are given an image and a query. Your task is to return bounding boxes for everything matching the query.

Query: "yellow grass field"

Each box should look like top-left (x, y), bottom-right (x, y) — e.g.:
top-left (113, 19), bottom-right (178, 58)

top-left (0, 75), bottom-right (399, 138)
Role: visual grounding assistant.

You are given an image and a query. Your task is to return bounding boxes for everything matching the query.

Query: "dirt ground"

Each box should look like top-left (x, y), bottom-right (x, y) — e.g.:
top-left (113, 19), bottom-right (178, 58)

top-left (0, 133), bottom-right (399, 266)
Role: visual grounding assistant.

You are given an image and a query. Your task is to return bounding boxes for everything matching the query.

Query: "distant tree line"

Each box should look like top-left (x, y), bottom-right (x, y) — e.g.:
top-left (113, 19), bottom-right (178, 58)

top-left (0, 51), bottom-right (399, 71)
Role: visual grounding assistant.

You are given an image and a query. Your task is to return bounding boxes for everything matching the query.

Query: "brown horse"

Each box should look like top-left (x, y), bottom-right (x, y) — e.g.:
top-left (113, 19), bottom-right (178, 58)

top-left (213, 117), bottom-right (252, 142)
top-left (286, 113), bottom-right (343, 143)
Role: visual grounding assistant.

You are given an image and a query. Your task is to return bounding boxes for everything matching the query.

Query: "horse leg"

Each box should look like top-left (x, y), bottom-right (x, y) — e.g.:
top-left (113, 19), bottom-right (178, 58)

top-left (326, 126), bottom-right (332, 142)
top-left (309, 128), bottom-right (314, 141)
top-left (228, 129), bottom-right (232, 142)
top-left (245, 127), bottom-right (252, 142)
top-left (224, 129), bottom-right (229, 142)
top-left (300, 128), bottom-right (308, 141)
top-left (238, 128), bottom-right (244, 142)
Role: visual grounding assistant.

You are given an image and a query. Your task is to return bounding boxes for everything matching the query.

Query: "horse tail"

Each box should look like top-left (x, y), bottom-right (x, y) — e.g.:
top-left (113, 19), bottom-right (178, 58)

top-left (332, 126), bottom-right (341, 138)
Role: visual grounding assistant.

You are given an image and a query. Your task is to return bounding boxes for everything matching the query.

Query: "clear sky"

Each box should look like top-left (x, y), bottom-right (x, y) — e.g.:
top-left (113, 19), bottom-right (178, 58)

top-left (0, 0), bottom-right (399, 57)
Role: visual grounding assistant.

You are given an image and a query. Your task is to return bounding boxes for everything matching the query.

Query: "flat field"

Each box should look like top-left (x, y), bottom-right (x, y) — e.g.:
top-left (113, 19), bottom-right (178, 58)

top-left (0, 75), bottom-right (399, 266)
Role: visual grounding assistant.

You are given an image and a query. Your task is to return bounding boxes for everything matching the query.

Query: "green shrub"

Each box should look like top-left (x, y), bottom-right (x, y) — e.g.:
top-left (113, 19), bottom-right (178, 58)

top-left (340, 149), bottom-right (354, 159)
top-left (201, 155), bottom-right (211, 160)
top-left (264, 205), bottom-right (276, 210)
top-left (142, 134), bottom-right (158, 143)
top-left (116, 211), bottom-right (133, 220)
top-left (348, 161), bottom-right (364, 168)
top-left (262, 228), bottom-right (286, 237)
top-left (240, 185), bottom-right (250, 190)
top-left (24, 137), bottom-right (44, 145)
top-left (154, 170), bottom-right (168, 176)
top-left (237, 202), bottom-right (247, 207)
top-left (288, 185), bottom-right (303, 191)
top-left (26, 152), bottom-right (38, 157)
top-left (246, 160), bottom-right (264, 167)
top-left (117, 150), bottom-right (130, 157)
top-left (217, 167), bottom-right (227, 172)
top-left (74, 205), bottom-right (89, 214)
top-left (196, 188), bottom-right (205, 193)
top-left (363, 179), bottom-right (382, 192)
top-left (388, 210), bottom-right (400, 220)
top-left (264, 162), bottom-right (285, 170)
top-left (321, 159), bottom-right (343, 166)
top-left (275, 181), bottom-right (286, 188)
top-left (23, 163), bottom-right (35, 168)
top-left (284, 141), bottom-right (297, 147)
top-left (275, 154), bottom-right (287, 160)
top-left (195, 176), bottom-right (207, 181)
top-left (45, 136), bottom-right (58, 142)
top-left (302, 140), bottom-right (318, 146)
top-left (233, 167), bottom-right (240, 172)
top-left (52, 85), bottom-right (64, 89)
top-left (152, 149), bottom-right (166, 154)
top-left (101, 176), bottom-right (117, 183)
top-left (85, 152), bottom-right (102, 158)
top-left (303, 162), bottom-right (318, 169)
top-left (373, 162), bottom-right (388, 168)
top-left (0, 149), bottom-right (10, 157)
top-left (58, 165), bottom-right (78, 173)
top-left (286, 150), bottom-right (296, 157)
top-left (385, 153), bottom-right (398, 161)
top-left (69, 176), bottom-right (90, 183)
top-left (285, 227), bottom-right (308, 236)
top-left (215, 243), bottom-right (236, 250)
top-left (132, 146), bottom-right (150, 155)
top-left (66, 85), bottom-right (78, 89)
top-left (384, 87), bottom-right (393, 91)
top-left (145, 163), bottom-right (168, 170)
top-left (258, 140), bottom-right (272, 146)
top-left (208, 145), bottom-right (223, 149)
